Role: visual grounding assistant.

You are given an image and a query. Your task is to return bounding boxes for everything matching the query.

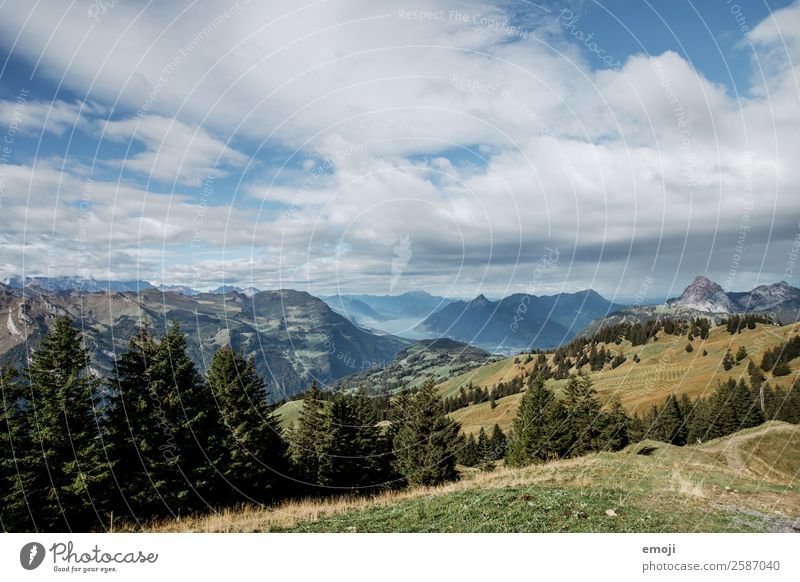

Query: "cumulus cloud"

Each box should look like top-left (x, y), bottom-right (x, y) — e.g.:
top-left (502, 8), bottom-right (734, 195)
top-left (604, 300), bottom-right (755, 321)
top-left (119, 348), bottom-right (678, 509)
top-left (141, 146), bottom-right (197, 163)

top-left (0, 0), bottom-right (798, 298)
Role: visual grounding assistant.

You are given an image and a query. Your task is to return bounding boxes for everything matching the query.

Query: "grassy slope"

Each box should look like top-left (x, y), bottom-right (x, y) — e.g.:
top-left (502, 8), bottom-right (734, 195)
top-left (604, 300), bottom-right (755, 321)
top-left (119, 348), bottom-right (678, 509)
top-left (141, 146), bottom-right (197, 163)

top-left (447, 322), bottom-right (800, 435)
top-left (142, 422), bottom-right (800, 533)
top-left (274, 322), bottom-right (799, 433)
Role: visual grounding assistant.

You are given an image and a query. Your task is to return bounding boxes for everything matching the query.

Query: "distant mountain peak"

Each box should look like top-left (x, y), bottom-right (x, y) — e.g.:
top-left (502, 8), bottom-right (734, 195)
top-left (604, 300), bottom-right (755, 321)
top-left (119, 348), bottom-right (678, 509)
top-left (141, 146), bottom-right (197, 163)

top-left (667, 276), bottom-right (734, 313)
top-left (470, 294), bottom-right (491, 307)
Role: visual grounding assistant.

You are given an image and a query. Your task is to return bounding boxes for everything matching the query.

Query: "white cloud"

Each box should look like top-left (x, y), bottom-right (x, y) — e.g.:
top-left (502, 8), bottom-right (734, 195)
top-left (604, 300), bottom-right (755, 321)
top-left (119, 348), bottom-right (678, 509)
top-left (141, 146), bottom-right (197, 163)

top-left (0, 0), bottom-right (798, 296)
top-left (101, 115), bottom-right (247, 186)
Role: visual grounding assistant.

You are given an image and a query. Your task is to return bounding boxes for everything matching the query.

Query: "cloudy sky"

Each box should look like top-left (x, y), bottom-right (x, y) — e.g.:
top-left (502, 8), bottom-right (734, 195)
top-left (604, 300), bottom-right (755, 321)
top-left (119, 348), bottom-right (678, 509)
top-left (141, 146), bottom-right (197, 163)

top-left (0, 0), bottom-right (798, 302)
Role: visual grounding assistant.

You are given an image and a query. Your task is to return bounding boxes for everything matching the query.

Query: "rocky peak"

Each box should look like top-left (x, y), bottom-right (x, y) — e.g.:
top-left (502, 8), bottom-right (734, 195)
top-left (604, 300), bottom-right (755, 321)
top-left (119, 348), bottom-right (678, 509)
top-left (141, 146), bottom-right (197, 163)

top-left (667, 276), bottom-right (734, 313)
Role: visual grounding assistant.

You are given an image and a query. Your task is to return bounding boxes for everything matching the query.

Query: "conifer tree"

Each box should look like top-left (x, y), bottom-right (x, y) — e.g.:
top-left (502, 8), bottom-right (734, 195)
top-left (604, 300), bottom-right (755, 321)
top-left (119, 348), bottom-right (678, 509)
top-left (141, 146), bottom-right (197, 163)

top-left (287, 380), bottom-right (326, 489)
top-left (489, 424), bottom-right (507, 459)
top-left (24, 316), bottom-right (109, 531)
top-left (206, 347), bottom-right (286, 502)
top-left (391, 380), bottom-right (460, 486)
top-left (562, 373), bottom-right (603, 457)
top-left (317, 390), bottom-right (385, 491)
top-left (0, 364), bottom-right (39, 531)
top-left (105, 321), bottom-right (173, 521)
top-left (598, 395), bottom-right (630, 451)
top-left (506, 375), bottom-right (569, 465)
top-left (729, 378), bottom-right (763, 429)
top-left (654, 394), bottom-right (687, 445)
top-left (157, 321), bottom-right (225, 511)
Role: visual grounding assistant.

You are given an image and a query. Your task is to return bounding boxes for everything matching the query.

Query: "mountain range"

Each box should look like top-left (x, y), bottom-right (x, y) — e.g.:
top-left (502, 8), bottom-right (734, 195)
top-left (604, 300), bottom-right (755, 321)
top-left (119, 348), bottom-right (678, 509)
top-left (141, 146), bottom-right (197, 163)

top-left (321, 290), bottom-right (457, 321)
top-left (582, 276), bottom-right (800, 337)
top-left (0, 285), bottom-right (408, 400)
top-left (1, 275), bottom-right (261, 297)
top-left (415, 290), bottom-right (627, 351)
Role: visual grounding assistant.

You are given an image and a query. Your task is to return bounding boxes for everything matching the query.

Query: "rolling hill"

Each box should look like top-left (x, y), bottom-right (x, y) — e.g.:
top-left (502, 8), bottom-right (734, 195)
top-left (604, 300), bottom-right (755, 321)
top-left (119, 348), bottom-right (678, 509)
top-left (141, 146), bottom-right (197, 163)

top-left (442, 321), bottom-right (800, 435)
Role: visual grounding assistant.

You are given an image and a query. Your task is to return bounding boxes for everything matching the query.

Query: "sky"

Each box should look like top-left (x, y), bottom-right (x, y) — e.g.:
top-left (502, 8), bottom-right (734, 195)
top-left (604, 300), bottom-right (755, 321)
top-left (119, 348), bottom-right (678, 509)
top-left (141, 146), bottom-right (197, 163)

top-left (0, 0), bottom-right (798, 303)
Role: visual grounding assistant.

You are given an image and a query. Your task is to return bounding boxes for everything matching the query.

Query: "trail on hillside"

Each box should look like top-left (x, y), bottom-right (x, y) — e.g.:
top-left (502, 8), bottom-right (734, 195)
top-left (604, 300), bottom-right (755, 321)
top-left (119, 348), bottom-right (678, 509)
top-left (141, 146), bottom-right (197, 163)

top-left (702, 424), bottom-right (794, 477)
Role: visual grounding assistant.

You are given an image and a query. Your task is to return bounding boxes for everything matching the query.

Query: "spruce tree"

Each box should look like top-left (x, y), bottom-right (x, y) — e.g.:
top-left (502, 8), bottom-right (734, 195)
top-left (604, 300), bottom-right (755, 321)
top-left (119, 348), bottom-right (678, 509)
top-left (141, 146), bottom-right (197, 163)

top-left (489, 424), bottom-right (507, 459)
top-left (506, 375), bottom-right (569, 465)
top-left (562, 373), bottom-right (603, 457)
top-left (654, 394), bottom-right (687, 445)
top-left (287, 380), bottom-right (326, 489)
top-left (598, 395), bottom-right (630, 451)
top-left (105, 321), bottom-right (173, 521)
top-left (25, 316), bottom-right (109, 531)
top-left (729, 378), bottom-right (763, 429)
top-left (0, 364), bottom-right (39, 531)
top-left (317, 390), bottom-right (384, 491)
top-left (391, 380), bottom-right (460, 486)
top-left (206, 347), bottom-right (286, 502)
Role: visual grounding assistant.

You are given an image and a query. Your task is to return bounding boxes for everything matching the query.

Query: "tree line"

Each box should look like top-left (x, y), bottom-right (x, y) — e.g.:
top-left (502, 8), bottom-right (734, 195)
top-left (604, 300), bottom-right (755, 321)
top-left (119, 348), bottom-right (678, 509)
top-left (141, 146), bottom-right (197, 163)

top-left (0, 316), bottom-right (463, 531)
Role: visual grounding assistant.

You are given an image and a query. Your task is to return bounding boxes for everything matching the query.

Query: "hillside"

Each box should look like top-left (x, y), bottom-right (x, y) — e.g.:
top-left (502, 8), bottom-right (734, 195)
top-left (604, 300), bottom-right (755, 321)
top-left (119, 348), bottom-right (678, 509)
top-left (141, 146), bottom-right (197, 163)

top-left (441, 321), bottom-right (800, 435)
top-left (140, 422), bottom-right (800, 532)
top-left (0, 286), bottom-right (409, 399)
top-left (331, 338), bottom-right (495, 393)
top-left (274, 321), bottom-right (799, 433)
top-left (416, 290), bottom-right (625, 352)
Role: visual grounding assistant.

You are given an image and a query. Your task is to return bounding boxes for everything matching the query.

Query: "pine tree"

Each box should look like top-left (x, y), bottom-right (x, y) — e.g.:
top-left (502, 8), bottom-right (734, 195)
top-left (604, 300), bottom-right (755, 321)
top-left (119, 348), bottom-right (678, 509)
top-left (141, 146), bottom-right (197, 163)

top-left (654, 394), bottom-right (687, 445)
top-left (562, 373), bottom-right (603, 457)
top-left (206, 347), bottom-right (286, 503)
top-left (287, 380), bottom-right (326, 489)
top-left (105, 321), bottom-right (173, 521)
top-left (506, 375), bottom-right (569, 465)
top-left (24, 316), bottom-right (109, 531)
top-left (598, 395), bottom-right (630, 451)
top-left (0, 364), bottom-right (39, 531)
top-left (735, 346), bottom-right (748, 362)
top-left (391, 380), bottom-right (460, 486)
top-left (489, 424), bottom-right (507, 460)
top-left (317, 390), bottom-right (385, 491)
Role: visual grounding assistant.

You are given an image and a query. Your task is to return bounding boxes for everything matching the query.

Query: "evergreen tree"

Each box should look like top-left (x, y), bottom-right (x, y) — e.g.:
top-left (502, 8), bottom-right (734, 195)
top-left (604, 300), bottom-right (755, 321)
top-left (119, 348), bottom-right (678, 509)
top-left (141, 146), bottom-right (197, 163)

top-left (506, 375), bottom-right (569, 465)
top-left (105, 321), bottom-right (174, 521)
top-left (729, 378), bottom-right (763, 429)
top-left (489, 424), bottom-right (507, 459)
top-left (391, 380), bottom-right (460, 486)
top-left (0, 364), bottom-right (40, 531)
top-left (107, 320), bottom-right (225, 519)
top-left (561, 373), bottom-right (603, 457)
top-left (287, 380), bottom-right (326, 489)
top-left (317, 390), bottom-right (386, 491)
top-left (598, 395), bottom-right (630, 451)
top-left (24, 316), bottom-right (109, 531)
top-left (206, 347), bottom-right (286, 502)
top-left (653, 394), bottom-right (687, 445)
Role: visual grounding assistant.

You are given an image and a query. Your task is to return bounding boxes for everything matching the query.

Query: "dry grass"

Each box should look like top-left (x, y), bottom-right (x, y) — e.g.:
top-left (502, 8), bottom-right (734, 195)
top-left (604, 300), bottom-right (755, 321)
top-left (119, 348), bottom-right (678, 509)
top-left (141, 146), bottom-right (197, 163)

top-left (130, 422), bottom-right (800, 532)
top-left (444, 323), bottom-right (800, 435)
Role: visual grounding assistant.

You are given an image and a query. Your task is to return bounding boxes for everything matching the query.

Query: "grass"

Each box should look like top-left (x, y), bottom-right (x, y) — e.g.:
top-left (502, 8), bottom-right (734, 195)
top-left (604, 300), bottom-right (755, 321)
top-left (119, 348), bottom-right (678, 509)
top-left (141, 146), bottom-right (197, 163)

top-left (277, 486), bottom-right (773, 533)
top-left (443, 323), bottom-right (800, 435)
top-left (275, 323), bottom-right (799, 435)
top-left (136, 421), bottom-right (800, 533)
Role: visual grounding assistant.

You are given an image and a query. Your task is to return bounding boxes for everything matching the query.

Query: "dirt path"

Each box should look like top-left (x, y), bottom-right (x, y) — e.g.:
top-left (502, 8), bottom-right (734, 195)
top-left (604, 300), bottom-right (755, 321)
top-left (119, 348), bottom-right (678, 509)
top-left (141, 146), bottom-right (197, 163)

top-left (702, 424), bottom-right (792, 475)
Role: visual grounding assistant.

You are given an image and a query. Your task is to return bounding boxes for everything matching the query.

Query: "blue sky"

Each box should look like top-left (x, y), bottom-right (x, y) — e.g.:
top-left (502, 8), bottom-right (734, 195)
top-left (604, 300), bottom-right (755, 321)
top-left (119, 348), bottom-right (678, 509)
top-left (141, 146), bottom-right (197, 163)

top-left (0, 0), bottom-right (798, 303)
